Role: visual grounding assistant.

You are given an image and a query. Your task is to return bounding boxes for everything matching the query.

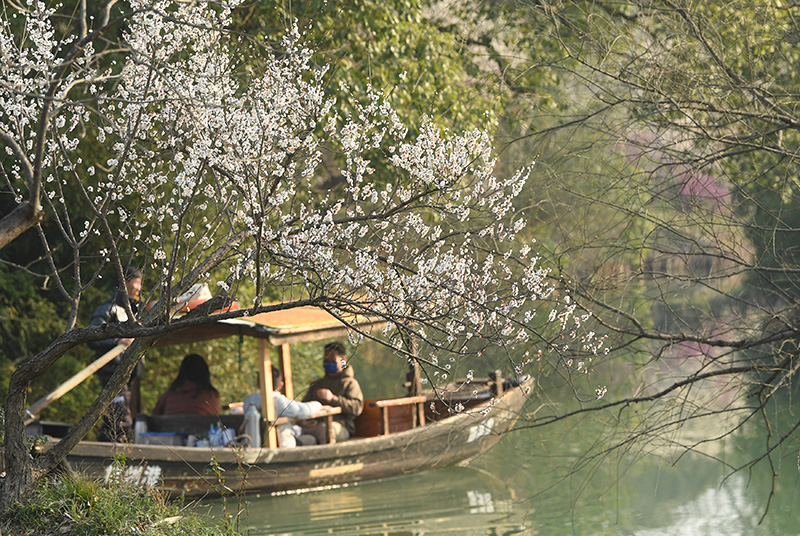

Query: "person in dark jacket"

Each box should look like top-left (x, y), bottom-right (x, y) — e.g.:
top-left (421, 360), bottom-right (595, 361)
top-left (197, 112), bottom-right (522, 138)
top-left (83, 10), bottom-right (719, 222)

top-left (88, 265), bottom-right (143, 442)
top-left (153, 354), bottom-right (221, 415)
top-left (301, 341), bottom-right (363, 442)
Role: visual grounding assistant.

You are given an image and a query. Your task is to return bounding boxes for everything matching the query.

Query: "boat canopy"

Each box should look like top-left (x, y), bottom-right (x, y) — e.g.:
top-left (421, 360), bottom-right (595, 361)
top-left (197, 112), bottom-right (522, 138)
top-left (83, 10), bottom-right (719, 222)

top-left (152, 305), bottom-right (386, 448)
top-left (154, 306), bottom-right (383, 347)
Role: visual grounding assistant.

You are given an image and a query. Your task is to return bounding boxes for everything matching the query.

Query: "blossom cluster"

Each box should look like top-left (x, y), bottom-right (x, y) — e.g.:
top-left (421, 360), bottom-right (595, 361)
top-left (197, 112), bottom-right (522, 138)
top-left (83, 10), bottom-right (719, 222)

top-left (1, 1), bottom-right (604, 386)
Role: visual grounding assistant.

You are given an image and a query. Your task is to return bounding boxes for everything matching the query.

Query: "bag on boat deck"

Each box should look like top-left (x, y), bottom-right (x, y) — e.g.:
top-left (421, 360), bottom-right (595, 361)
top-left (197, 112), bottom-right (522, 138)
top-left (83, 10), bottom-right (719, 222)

top-left (192, 424), bottom-right (235, 448)
top-left (209, 425), bottom-right (235, 447)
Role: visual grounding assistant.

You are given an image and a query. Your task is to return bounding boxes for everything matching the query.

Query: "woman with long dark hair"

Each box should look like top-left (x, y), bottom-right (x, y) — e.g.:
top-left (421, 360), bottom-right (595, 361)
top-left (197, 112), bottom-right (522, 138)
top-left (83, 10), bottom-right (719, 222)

top-left (153, 353), bottom-right (221, 415)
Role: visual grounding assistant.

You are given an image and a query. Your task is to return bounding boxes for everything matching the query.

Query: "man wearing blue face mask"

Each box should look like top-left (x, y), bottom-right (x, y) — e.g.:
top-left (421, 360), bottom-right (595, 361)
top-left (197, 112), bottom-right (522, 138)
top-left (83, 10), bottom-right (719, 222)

top-left (301, 341), bottom-right (363, 442)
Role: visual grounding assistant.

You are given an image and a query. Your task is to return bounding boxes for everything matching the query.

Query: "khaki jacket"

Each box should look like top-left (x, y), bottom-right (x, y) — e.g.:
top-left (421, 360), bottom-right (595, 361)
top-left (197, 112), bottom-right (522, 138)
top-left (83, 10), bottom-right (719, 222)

top-left (303, 365), bottom-right (364, 434)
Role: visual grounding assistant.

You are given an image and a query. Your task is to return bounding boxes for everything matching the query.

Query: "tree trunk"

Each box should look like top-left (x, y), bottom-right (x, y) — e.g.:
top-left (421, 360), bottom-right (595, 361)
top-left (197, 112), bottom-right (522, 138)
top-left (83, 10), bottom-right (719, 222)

top-left (0, 381), bottom-right (43, 513)
top-left (0, 456), bottom-right (40, 514)
top-left (0, 336), bottom-right (152, 515)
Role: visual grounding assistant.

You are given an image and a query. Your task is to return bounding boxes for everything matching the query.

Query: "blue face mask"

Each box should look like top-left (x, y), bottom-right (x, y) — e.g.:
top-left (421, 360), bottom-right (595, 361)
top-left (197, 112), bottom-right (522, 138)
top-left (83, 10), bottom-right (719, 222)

top-left (323, 360), bottom-right (339, 374)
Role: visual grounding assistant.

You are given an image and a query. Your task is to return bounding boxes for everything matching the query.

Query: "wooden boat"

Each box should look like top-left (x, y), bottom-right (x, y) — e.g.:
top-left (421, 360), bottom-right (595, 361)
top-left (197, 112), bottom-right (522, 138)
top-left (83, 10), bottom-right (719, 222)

top-left (30, 306), bottom-right (533, 497)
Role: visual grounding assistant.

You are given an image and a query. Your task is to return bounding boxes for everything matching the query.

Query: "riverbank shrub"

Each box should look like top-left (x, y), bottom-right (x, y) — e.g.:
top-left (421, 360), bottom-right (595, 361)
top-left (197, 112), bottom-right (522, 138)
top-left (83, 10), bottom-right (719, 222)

top-left (0, 470), bottom-right (228, 536)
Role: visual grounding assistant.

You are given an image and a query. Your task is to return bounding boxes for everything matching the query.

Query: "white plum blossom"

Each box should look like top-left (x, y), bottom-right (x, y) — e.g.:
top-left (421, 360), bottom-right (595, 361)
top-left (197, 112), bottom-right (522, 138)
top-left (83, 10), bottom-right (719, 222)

top-left (0, 0), bottom-right (603, 392)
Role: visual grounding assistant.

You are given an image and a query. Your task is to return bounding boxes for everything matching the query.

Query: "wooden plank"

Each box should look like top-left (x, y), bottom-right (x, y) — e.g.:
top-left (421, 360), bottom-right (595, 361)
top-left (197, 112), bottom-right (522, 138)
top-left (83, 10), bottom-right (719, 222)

top-left (267, 325), bottom-right (365, 346)
top-left (154, 323), bottom-right (257, 346)
top-left (309, 407), bottom-right (341, 445)
top-left (381, 408), bottom-right (390, 436)
top-left (25, 344), bottom-right (127, 424)
top-left (247, 307), bottom-right (345, 331)
top-left (278, 344), bottom-right (293, 400)
top-left (354, 401), bottom-right (415, 437)
top-left (408, 336), bottom-right (422, 426)
top-left (366, 396), bottom-right (427, 436)
top-left (325, 414), bottom-right (336, 444)
top-left (258, 339), bottom-right (278, 448)
top-left (151, 307), bottom-right (386, 347)
top-left (370, 396), bottom-right (427, 408)
top-left (493, 370), bottom-right (504, 397)
top-left (311, 407), bottom-right (341, 418)
top-left (408, 337), bottom-right (421, 395)
top-left (308, 462), bottom-right (364, 478)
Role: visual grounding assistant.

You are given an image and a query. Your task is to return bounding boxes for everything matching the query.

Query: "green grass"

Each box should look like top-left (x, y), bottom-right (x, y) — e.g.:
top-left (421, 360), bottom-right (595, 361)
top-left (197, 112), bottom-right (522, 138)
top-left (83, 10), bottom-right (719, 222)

top-left (1, 468), bottom-right (232, 536)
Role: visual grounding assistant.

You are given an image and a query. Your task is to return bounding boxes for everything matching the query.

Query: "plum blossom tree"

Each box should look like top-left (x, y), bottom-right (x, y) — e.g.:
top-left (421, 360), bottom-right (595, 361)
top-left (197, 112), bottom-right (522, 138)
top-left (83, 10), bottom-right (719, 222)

top-left (0, 0), bottom-right (602, 510)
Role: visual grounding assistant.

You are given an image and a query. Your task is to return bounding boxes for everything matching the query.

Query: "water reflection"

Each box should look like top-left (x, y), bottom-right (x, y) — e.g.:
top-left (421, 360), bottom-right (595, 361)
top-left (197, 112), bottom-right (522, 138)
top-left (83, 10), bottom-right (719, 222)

top-left (197, 466), bottom-right (530, 535)
top-left (477, 404), bottom-right (800, 536)
top-left (634, 473), bottom-right (762, 536)
top-left (195, 399), bottom-right (800, 535)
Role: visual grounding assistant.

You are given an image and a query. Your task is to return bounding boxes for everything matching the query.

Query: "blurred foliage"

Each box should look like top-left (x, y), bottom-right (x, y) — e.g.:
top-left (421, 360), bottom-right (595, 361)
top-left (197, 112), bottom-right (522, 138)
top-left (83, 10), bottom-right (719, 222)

top-left (480, 0), bottom-right (800, 312)
top-left (234, 0), bottom-right (502, 134)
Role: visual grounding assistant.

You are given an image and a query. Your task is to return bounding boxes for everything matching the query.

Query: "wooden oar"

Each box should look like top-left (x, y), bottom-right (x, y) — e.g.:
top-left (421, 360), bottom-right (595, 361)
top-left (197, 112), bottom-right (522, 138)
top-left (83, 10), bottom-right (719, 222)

top-left (24, 344), bottom-right (127, 426)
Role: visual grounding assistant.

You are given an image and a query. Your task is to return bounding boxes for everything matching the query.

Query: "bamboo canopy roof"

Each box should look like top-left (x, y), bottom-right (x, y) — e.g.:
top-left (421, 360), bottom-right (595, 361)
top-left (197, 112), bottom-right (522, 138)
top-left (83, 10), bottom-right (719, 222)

top-left (154, 306), bottom-right (384, 348)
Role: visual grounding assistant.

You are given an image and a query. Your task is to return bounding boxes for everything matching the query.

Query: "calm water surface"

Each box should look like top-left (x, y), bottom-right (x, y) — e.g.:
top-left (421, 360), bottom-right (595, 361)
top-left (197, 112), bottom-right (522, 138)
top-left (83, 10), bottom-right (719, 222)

top-left (196, 397), bottom-right (800, 535)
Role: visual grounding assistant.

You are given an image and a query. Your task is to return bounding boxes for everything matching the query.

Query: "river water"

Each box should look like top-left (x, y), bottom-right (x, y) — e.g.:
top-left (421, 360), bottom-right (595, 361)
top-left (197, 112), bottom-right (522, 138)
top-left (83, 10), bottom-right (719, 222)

top-left (195, 389), bottom-right (800, 536)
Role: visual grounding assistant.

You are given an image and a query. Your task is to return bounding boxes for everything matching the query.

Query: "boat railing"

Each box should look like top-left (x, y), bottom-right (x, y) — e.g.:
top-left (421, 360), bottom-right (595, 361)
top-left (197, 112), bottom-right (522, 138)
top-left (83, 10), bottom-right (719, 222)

top-left (403, 370), bottom-right (508, 395)
top-left (296, 407), bottom-right (341, 445)
top-left (370, 395), bottom-right (427, 434)
top-left (354, 395), bottom-right (428, 438)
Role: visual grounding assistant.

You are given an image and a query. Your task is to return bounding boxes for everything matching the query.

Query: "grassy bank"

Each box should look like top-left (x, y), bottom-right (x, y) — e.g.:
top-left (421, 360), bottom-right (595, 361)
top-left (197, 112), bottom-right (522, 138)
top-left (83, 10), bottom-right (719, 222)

top-left (1, 468), bottom-right (232, 536)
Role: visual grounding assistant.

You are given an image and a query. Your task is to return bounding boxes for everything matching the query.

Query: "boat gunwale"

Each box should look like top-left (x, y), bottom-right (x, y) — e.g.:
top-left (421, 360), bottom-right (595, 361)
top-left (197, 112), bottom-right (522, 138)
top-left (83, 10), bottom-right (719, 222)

top-left (65, 378), bottom-right (532, 465)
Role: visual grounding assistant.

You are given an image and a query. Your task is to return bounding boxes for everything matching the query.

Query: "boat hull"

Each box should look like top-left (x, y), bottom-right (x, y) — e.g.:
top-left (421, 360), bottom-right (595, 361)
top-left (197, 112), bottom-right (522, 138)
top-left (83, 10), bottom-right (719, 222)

top-left (65, 380), bottom-right (531, 496)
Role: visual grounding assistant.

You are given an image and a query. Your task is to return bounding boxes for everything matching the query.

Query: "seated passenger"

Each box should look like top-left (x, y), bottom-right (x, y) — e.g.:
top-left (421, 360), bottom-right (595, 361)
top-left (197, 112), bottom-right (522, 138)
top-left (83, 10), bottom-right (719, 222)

top-left (244, 366), bottom-right (331, 447)
top-left (301, 342), bottom-right (363, 443)
top-left (153, 353), bottom-right (221, 415)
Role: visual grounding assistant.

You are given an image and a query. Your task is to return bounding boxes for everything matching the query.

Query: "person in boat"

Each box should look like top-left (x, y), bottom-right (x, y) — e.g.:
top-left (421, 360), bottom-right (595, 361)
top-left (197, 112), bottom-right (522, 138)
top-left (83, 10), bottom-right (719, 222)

top-left (243, 365), bottom-right (333, 447)
top-left (300, 341), bottom-right (363, 442)
top-left (152, 353), bottom-right (221, 415)
top-left (88, 264), bottom-right (143, 442)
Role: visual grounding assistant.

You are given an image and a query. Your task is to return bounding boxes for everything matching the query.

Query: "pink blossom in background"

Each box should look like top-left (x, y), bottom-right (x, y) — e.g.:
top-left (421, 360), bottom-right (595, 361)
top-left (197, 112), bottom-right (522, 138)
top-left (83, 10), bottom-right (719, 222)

top-left (678, 169), bottom-right (732, 210)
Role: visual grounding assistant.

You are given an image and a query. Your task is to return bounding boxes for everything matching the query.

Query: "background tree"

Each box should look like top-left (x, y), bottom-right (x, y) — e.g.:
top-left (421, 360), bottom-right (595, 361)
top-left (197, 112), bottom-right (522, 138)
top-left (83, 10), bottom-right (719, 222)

top-left (0, 0), bottom-right (599, 512)
top-left (454, 0), bottom-right (800, 507)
